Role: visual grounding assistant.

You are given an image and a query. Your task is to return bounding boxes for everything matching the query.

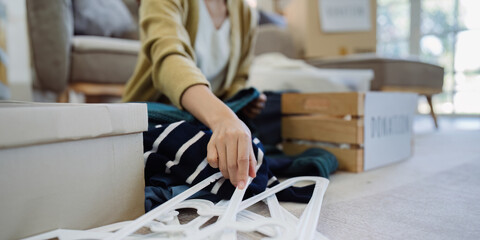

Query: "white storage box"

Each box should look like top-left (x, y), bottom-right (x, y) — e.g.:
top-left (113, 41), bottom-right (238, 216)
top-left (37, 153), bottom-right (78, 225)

top-left (0, 102), bottom-right (148, 240)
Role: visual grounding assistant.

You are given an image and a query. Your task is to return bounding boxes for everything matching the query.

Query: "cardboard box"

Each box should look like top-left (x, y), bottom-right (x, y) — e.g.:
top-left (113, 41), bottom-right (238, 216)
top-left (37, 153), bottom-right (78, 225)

top-left (285, 0), bottom-right (377, 58)
top-left (282, 92), bottom-right (417, 172)
top-left (0, 102), bottom-right (148, 240)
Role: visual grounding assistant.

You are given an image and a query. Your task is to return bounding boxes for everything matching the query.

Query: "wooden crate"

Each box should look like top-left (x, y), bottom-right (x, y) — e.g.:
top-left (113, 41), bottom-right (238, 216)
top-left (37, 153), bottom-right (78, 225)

top-left (281, 92), bottom-right (417, 173)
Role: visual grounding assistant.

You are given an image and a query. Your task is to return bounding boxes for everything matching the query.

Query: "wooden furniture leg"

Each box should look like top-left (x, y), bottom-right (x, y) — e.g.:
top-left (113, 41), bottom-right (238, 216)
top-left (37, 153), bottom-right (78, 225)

top-left (85, 95), bottom-right (105, 103)
top-left (381, 86), bottom-right (441, 130)
top-left (57, 83), bottom-right (125, 103)
top-left (426, 95), bottom-right (439, 129)
top-left (70, 83), bottom-right (125, 103)
top-left (56, 88), bottom-right (69, 103)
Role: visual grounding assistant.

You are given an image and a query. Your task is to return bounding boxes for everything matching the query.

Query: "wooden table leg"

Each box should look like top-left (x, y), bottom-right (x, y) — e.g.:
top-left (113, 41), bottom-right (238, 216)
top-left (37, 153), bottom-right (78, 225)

top-left (426, 95), bottom-right (439, 129)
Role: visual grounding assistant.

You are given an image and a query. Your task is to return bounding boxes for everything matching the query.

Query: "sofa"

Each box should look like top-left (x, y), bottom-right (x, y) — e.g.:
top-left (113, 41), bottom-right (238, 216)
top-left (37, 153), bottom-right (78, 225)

top-left (27, 0), bottom-right (140, 102)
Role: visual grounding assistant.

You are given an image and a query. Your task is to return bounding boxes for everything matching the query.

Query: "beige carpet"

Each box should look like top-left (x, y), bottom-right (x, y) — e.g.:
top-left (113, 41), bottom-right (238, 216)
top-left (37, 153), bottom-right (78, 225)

top-left (281, 130), bottom-right (480, 239)
top-left (169, 128), bottom-right (480, 239)
top-left (318, 159), bottom-right (480, 239)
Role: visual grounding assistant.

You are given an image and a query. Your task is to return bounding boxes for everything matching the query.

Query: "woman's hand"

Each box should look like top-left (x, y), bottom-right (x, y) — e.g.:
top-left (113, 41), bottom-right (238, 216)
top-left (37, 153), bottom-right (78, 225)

top-left (181, 85), bottom-right (257, 189)
top-left (207, 115), bottom-right (257, 189)
top-left (242, 93), bottom-right (267, 119)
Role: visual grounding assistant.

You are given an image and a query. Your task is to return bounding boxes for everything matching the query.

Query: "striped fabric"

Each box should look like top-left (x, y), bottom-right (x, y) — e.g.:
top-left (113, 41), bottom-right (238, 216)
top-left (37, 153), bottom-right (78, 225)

top-left (145, 120), bottom-right (272, 199)
top-left (143, 88), bottom-right (336, 211)
top-left (144, 120), bottom-right (321, 210)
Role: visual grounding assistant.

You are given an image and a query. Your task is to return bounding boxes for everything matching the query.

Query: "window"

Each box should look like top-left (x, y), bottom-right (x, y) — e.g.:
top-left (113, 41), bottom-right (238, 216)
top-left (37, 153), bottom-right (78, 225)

top-left (377, 0), bottom-right (480, 114)
top-left (377, 0), bottom-right (411, 57)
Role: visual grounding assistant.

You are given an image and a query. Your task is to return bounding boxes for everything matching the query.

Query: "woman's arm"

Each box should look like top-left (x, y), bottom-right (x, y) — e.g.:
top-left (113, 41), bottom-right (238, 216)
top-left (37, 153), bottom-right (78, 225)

top-left (136, 0), bottom-right (210, 108)
top-left (181, 84), bottom-right (257, 189)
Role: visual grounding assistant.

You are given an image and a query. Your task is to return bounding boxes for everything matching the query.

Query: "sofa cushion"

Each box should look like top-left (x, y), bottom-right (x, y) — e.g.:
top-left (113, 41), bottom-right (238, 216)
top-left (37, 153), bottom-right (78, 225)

top-left (70, 36), bottom-right (140, 84)
top-left (72, 35), bottom-right (140, 54)
top-left (307, 56), bottom-right (444, 91)
top-left (73, 0), bottom-right (136, 38)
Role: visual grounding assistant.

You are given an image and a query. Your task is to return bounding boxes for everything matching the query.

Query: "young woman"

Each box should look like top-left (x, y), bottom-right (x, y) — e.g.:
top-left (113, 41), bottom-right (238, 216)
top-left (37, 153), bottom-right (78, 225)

top-left (123, 0), bottom-right (265, 189)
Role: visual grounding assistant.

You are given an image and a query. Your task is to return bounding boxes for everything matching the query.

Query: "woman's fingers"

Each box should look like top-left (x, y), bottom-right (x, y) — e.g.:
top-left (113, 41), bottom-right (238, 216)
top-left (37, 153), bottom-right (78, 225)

top-left (258, 93), bottom-right (267, 103)
top-left (226, 133), bottom-right (238, 186)
top-left (206, 140), bottom-right (218, 168)
top-left (236, 134), bottom-right (251, 189)
top-left (248, 147), bottom-right (257, 178)
top-left (242, 93), bottom-right (267, 119)
top-left (207, 116), bottom-right (257, 188)
top-left (247, 107), bottom-right (262, 115)
top-left (255, 101), bottom-right (265, 109)
top-left (249, 96), bottom-right (266, 109)
top-left (242, 109), bottom-right (255, 119)
top-left (242, 103), bottom-right (262, 118)
top-left (216, 136), bottom-right (229, 180)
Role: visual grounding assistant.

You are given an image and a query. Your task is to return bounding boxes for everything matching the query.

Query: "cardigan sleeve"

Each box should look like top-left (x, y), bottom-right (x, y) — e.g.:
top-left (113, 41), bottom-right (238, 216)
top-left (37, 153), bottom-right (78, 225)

top-left (139, 0), bottom-right (210, 108)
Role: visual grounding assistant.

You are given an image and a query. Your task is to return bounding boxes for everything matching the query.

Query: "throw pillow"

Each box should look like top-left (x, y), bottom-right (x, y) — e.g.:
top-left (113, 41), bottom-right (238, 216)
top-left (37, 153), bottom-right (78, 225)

top-left (73, 0), bottom-right (136, 38)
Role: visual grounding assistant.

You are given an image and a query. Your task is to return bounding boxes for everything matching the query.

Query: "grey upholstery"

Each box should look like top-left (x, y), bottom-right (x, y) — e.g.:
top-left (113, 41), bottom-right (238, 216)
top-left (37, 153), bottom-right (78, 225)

top-left (307, 57), bottom-right (444, 91)
top-left (26, 0), bottom-right (140, 97)
top-left (27, 0), bottom-right (73, 93)
top-left (70, 36), bottom-right (139, 84)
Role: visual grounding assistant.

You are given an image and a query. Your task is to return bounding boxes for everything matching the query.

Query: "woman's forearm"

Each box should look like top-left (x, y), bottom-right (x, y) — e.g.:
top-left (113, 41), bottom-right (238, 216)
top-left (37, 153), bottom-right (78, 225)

top-left (181, 84), bottom-right (237, 129)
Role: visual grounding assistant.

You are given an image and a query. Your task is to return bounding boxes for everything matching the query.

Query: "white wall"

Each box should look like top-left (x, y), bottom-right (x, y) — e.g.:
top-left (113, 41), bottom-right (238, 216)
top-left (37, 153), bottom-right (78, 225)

top-left (3, 0), bottom-right (32, 101)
